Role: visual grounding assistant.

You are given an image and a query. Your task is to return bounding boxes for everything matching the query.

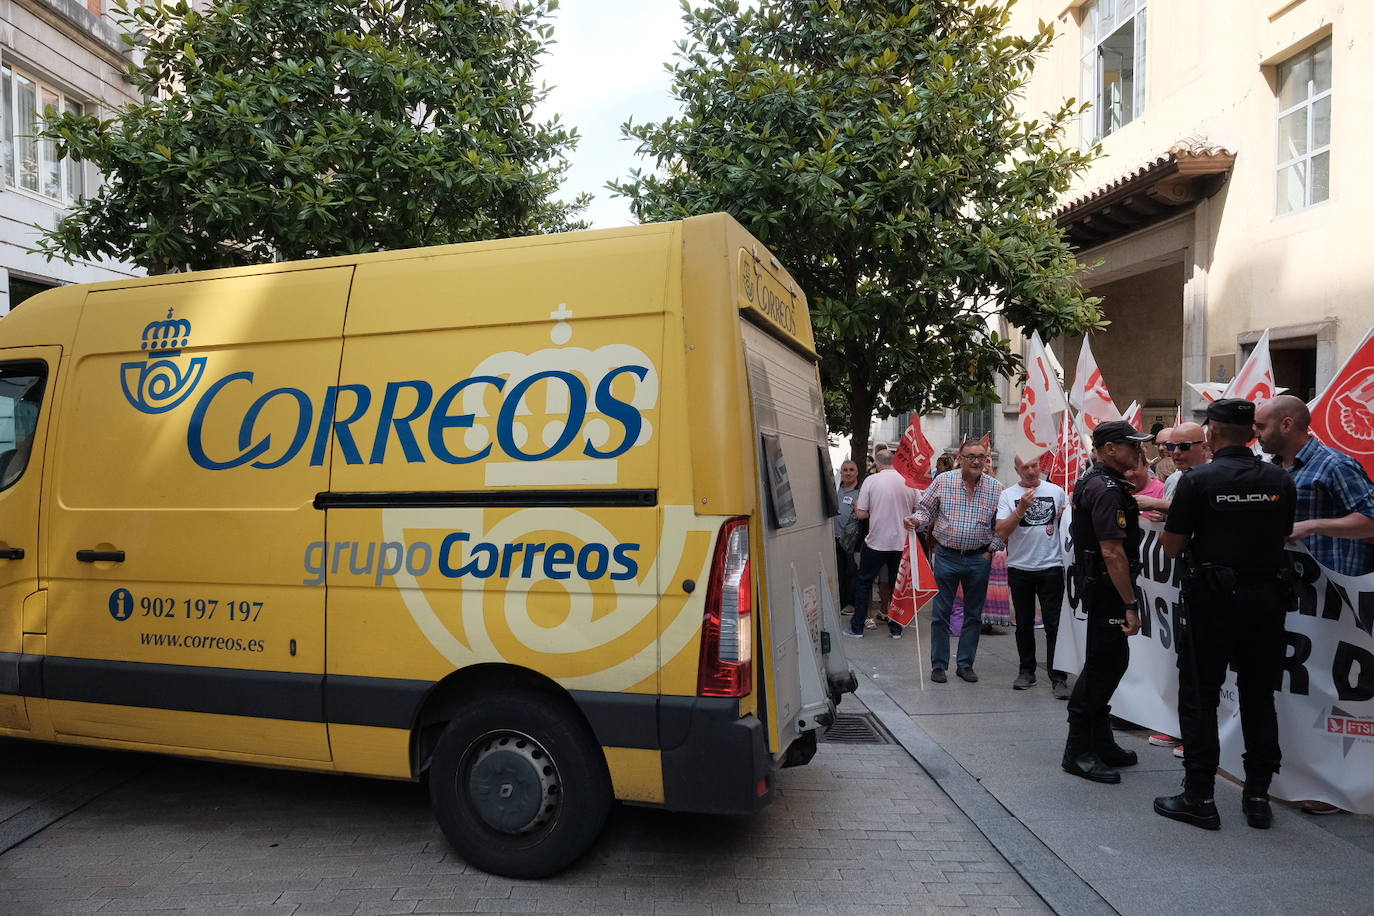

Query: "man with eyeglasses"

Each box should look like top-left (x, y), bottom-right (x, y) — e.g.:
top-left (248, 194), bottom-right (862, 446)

top-left (906, 440), bottom-right (1004, 683)
top-left (1163, 422), bottom-right (1211, 501)
top-left (1062, 420), bottom-right (1151, 784)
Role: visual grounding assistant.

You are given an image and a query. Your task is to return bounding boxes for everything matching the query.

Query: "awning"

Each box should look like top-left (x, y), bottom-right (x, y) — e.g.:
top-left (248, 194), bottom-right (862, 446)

top-left (1054, 144), bottom-right (1236, 250)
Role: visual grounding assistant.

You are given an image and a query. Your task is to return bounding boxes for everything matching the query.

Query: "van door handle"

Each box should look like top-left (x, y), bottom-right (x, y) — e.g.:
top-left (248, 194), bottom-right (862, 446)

top-left (0, 548), bottom-right (23, 560)
top-left (77, 550), bottom-right (125, 563)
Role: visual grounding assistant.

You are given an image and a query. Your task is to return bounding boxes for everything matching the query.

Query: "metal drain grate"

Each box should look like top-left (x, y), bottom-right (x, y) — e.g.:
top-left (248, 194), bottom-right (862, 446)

top-left (821, 712), bottom-right (890, 744)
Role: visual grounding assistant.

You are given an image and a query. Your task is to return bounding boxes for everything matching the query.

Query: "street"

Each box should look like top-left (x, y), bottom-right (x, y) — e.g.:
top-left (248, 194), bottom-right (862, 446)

top-left (0, 728), bottom-right (1045, 915)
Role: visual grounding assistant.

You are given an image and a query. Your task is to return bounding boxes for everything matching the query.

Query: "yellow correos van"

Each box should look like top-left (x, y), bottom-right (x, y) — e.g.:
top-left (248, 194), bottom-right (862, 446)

top-left (0, 213), bottom-right (854, 876)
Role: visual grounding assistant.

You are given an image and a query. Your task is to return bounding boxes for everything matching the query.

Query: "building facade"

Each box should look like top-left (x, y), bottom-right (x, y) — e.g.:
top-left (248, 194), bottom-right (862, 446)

top-left (996, 0), bottom-right (1372, 443)
top-left (0, 0), bottom-right (141, 314)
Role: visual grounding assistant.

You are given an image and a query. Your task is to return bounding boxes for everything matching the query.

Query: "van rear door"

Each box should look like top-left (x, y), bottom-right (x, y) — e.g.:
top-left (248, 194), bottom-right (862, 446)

top-left (738, 314), bottom-right (847, 756)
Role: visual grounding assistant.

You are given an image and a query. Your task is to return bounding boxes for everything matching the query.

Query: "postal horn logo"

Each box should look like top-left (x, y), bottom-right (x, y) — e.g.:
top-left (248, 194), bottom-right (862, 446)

top-left (120, 308), bottom-right (208, 414)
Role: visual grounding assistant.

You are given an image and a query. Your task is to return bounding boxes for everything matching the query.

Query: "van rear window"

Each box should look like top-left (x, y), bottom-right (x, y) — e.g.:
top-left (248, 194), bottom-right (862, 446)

top-left (760, 433), bottom-right (796, 528)
top-left (0, 362), bottom-right (45, 491)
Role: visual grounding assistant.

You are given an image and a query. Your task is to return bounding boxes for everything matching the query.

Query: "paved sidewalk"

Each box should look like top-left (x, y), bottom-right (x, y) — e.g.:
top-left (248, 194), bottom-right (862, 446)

top-left (843, 616), bottom-right (1374, 916)
top-left (0, 728), bottom-right (1049, 915)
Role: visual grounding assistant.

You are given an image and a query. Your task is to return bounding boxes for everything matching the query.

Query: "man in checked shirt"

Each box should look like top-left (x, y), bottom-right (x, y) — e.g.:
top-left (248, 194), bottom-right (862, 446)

top-left (905, 439), bottom-right (1004, 683)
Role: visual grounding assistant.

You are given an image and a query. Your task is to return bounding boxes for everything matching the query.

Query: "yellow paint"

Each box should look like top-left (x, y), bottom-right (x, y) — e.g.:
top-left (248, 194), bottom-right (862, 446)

top-left (601, 746), bottom-right (664, 803)
top-left (0, 214), bottom-right (835, 804)
top-left (329, 723), bottom-right (412, 778)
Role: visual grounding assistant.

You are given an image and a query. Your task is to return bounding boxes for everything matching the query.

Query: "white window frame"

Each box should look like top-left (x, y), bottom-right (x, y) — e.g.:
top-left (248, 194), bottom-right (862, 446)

top-left (1080, 0), bottom-right (1148, 144)
top-left (0, 63), bottom-right (87, 204)
top-left (1274, 37), bottom-right (1332, 216)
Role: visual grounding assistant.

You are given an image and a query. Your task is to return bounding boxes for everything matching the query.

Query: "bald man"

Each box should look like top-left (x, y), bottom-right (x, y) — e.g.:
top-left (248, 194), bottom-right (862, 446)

top-left (1255, 394), bottom-right (1374, 577)
top-left (1163, 422), bottom-right (1211, 501)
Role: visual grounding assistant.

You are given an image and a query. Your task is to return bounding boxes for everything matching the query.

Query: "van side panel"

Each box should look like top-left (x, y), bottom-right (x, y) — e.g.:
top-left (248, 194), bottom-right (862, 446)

top-left (323, 231), bottom-right (718, 787)
top-left (42, 269), bottom-right (351, 762)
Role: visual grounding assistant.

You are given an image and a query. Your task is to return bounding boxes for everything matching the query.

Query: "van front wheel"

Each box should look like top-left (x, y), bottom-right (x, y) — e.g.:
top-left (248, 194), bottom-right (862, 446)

top-left (427, 690), bottom-right (611, 878)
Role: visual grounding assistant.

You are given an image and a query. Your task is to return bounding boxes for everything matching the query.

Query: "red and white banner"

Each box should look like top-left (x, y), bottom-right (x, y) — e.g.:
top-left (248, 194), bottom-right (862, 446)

top-left (1016, 332), bottom-right (1068, 462)
top-left (1069, 339), bottom-right (1122, 431)
top-left (1057, 518), bottom-right (1374, 814)
top-left (1045, 409), bottom-right (1089, 495)
top-left (892, 413), bottom-right (936, 490)
top-left (1310, 327), bottom-right (1374, 481)
top-left (887, 532), bottom-right (936, 627)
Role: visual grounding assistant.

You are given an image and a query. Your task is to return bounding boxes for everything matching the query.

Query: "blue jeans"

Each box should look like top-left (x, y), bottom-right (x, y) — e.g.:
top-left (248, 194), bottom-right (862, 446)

top-left (930, 547), bottom-right (992, 671)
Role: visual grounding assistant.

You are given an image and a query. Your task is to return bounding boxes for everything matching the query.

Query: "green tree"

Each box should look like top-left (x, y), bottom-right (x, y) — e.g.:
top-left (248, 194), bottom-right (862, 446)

top-left (39, 0), bottom-right (585, 274)
top-left (611, 0), bottom-right (1104, 461)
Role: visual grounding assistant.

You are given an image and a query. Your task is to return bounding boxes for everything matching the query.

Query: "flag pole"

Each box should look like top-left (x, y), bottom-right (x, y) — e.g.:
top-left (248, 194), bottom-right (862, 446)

top-left (910, 532), bottom-right (926, 692)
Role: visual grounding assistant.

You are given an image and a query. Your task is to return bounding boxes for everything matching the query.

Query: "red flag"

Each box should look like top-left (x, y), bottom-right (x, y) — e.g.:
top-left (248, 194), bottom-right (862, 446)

top-left (892, 414), bottom-right (936, 489)
top-left (1122, 401), bottom-right (1141, 431)
top-left (979, 432), bottom-right (991, 452)
top-left (1050, 410), bottom-right (1087, 495)
top-left (887, 533), bottom-right (937, 627)
top-left (1310, 327), bottom-right (1374, 481)
top-left (1017, 332), bottom-right (1068, 461)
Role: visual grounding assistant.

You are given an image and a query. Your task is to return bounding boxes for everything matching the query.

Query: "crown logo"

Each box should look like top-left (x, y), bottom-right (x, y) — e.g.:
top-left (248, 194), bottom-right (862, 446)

top-left (141, 308), bottom-right (192, 354)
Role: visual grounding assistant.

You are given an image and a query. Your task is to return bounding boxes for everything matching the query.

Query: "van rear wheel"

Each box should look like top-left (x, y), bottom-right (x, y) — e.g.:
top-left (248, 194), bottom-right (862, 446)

top-left (427, 689), bottom-right (611, 878)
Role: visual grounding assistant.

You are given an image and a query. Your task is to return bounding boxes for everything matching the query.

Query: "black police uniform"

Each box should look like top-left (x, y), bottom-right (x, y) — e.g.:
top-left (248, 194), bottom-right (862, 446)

top-left (1164, 443), bottom-right (1296, 803)
top-left (1062, 459), bottom-right (1142, 778)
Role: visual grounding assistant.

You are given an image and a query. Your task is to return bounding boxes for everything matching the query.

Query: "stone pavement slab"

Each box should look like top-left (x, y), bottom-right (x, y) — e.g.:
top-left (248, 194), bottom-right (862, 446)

top-left (0, 732), bottom-right (1050, 915)
top-left (844, 615), bottom-right (1374, 916)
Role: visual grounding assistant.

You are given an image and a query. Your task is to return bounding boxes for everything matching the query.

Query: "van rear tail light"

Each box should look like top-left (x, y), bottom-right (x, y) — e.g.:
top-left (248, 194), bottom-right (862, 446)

top-left (698, 517), bottom-right (753, 697)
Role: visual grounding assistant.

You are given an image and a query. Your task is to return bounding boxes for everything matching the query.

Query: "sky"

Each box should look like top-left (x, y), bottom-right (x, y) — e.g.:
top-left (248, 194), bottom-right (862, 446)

top-left (536, 2), bottom-right (691, 229)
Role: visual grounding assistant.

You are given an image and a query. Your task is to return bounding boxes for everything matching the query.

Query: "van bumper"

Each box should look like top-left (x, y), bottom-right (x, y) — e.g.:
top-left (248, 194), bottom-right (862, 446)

top-left (659, 697), bottom-right (774, 814)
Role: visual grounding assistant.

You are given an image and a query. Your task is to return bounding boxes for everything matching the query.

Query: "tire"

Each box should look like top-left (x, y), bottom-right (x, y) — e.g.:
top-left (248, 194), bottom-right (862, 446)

top-left (427, 688), bottom-right (612, 879)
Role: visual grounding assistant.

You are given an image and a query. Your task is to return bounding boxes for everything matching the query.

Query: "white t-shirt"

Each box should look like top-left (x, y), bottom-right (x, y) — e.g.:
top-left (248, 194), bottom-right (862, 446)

top-left (1164, 469), bottom-right (1184, 499)
top-left (996, 481), bottom-right (1067, 571)
top-left (856, 468), bottom-right (919, 552)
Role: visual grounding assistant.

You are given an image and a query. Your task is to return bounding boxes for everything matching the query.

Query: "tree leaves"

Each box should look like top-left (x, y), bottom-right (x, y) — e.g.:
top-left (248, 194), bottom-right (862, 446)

top-left (37, 0), bottom-right (585, 274)
top-left (610, 0), bottom-right (1102, 458)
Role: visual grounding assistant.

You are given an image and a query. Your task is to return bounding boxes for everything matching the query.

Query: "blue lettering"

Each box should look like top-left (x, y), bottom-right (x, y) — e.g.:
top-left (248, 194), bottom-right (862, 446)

top-left (576, 543), bottom-right (609, 579)
top-left (544, 543), bottom-right (574, 579)
top-left (585, 365), bottom-right (648, 459)
top-left (498, 371), bottom-right (586, 461)
top-left (459, 542), bottom-right (499, 578)
top-left (499, 543), bottom-right (524, 578)
top-left (188, 372), bottom-right (271, 470)
top-left (370, 380), bottom-right (433, 464)
top-left (428, 376), bottom-right (503, 464)
top-left (312, 384), bottom-right (372, 466)
top-left (241, 387), bottom-right (312, 470)
top-left (611, 543), bottom-right (640, 581)
top-left (520, 543), bottom-right (547, 577)
top-left (438, 532), bottom-right (470, 577)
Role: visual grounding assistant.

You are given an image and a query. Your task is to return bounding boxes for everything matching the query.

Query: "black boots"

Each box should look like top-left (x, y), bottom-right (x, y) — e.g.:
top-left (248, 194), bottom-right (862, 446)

top-left (1062, 752), bottom-right (1121, 784)
top-left (1093, 721), bottom-right (1138, 768)
top-left (1154, 793), bottom-right (1221, 830)
top-left (1242, 795), bottom-right (1273, 829)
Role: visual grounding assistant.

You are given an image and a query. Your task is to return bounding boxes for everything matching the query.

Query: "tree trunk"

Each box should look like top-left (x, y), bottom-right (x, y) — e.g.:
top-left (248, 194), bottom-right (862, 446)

top-left (848, 387), bottom-right (875, 479)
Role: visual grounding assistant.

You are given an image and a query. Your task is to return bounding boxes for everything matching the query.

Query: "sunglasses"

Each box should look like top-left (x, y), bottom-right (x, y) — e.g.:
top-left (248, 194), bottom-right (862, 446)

top-left (1162, 440), bottom-right (1204, 452)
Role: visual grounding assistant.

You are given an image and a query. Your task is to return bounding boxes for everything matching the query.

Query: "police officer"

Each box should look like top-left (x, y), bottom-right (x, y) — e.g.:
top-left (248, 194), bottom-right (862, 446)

top-left (1062, 420), bottom-right (1152, 784)
top-left (1156, 398), bottom-right (1296, 830)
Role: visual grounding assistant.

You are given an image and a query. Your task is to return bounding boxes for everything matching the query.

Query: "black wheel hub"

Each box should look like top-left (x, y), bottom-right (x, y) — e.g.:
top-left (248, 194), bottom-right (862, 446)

top-left (466, 731), bottom-right (560, 835)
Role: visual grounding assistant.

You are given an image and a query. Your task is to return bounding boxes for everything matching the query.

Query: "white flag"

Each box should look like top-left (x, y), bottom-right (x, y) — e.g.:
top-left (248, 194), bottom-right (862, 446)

top-left (1016, 332), bottom-right (1068, 461)
top-left (1223, 329), bottom-right (1281, 404)
top-left (1069, 338), bottom-right (1122, 431)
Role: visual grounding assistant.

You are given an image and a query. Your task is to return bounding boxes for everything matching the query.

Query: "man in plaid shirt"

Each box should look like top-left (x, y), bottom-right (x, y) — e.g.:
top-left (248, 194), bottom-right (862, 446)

top-left (1255, 395), bottom-right (1374, 577)
top-left (906, 440), bottom-right (1004, 683)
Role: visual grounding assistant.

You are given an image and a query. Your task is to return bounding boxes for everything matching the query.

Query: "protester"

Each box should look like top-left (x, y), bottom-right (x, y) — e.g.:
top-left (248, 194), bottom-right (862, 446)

top-left (1061, 420), bottom-right (1151, 784)
top-left (1163, 422), bottom-right (1210, 498)
top-left (834, 459), bottom-right (862, 615)
top-left (1255, 394), bottom-right (1374, 577)
top-left (1157, 399), bottom-right (1296, 830)
top-left (1149, 426), bottom-right (1176, 480)
top-left (995, 455), bottom-right (1069, 697)
top-left (845, 449), bottom-right (916, 639)
top-left (906, 439), bottom-right (1004, 683)
top-left (1254, 393), bottom-right (1374, 816)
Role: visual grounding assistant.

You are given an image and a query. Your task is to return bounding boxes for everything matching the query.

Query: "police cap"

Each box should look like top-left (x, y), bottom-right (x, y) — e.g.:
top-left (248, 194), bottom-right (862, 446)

top-left (1205, 398), bottom-right (1255, 425)
top-left (1091, 419), bottom-right (1153, 449)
